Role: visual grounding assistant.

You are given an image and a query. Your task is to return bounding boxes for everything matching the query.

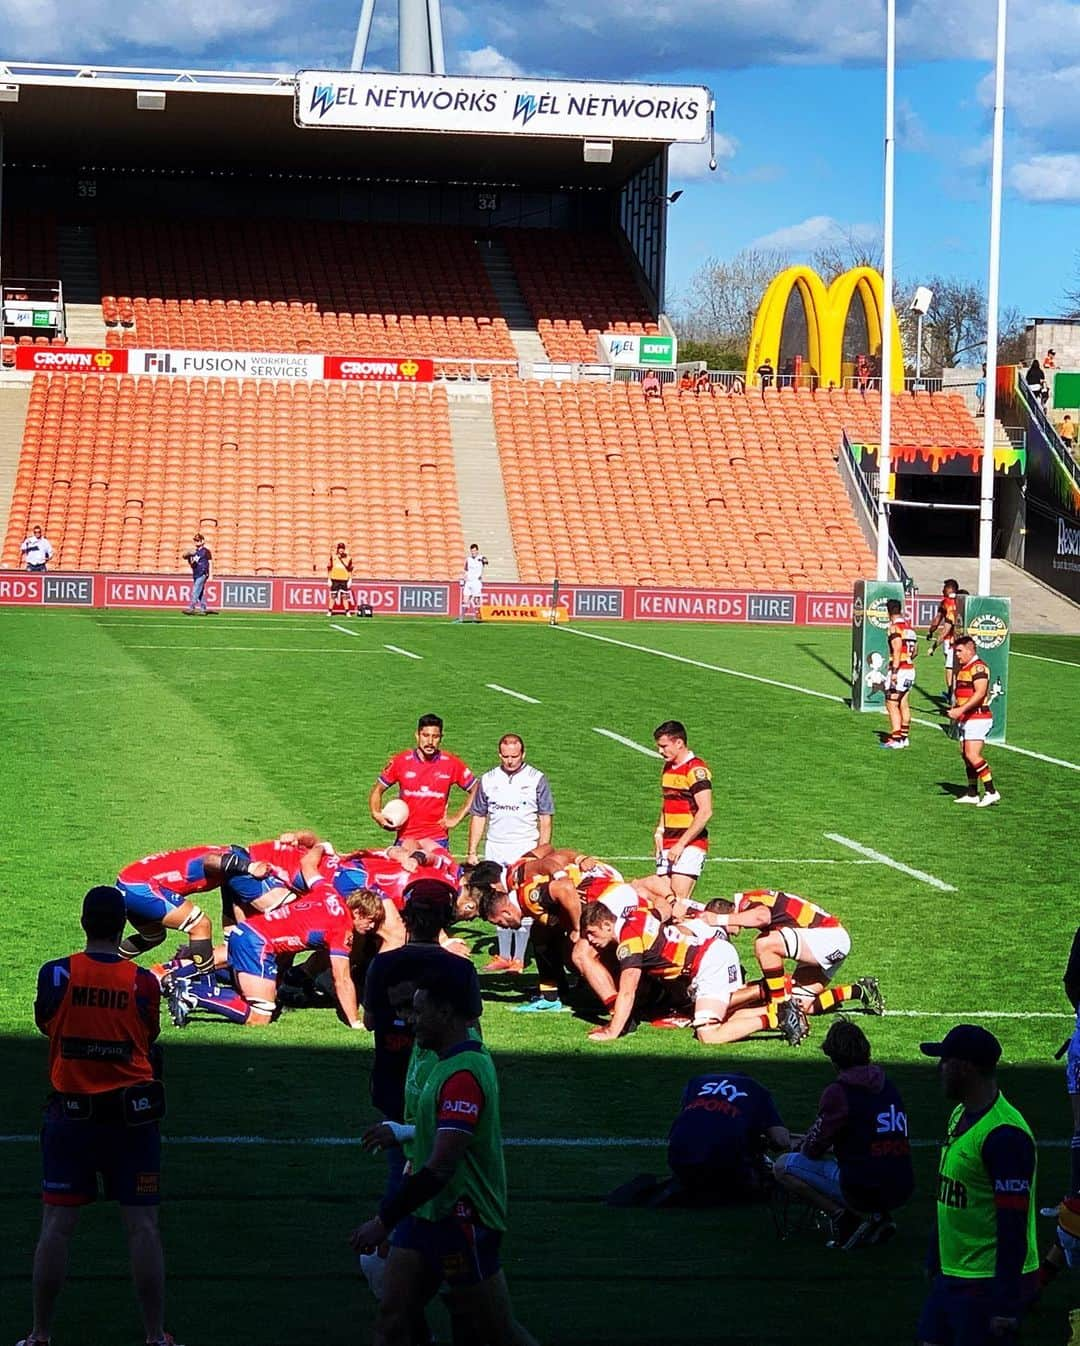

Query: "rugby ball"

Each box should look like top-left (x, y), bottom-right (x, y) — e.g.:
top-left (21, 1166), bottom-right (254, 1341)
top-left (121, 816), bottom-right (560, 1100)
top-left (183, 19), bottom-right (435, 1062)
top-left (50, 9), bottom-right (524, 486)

top-left (381, 798), bottom-right (410, 830)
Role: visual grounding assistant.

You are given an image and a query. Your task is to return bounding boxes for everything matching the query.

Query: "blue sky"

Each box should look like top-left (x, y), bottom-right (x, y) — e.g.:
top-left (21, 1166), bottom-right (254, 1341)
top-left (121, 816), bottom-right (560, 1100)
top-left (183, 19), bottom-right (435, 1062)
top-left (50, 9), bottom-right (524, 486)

top-left (2, 0), bottom-right (1077, 318)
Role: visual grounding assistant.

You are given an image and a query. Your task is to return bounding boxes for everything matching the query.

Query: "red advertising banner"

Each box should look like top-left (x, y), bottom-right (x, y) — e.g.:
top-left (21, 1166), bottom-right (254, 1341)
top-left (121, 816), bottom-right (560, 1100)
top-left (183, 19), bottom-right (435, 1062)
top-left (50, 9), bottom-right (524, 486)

top-left (323, 356), bottom-right (435, 382)
top-left (0, 571), bottom-right (874, 625)
top-left (15, 347), bottom-right (128, 374)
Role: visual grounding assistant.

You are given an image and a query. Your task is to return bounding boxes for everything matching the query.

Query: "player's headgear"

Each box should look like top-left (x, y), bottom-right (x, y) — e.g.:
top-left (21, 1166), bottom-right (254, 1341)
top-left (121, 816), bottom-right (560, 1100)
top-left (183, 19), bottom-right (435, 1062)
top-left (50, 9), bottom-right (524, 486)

top-left (220, 846), bottom-right (253, 880)
top-left (82, 885), bottom-right (127, 939)
top-left (333, 861), bottom-right (370, 895)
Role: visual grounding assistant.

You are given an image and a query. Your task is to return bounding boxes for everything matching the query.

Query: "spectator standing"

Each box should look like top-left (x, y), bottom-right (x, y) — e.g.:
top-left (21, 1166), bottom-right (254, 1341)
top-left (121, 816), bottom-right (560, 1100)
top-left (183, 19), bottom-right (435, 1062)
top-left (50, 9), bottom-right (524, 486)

top-left (20, 886), bottom-right (178, 1346)
top-left (466, 734), bottom-right (555, 973)
top-left (21, 525), bottom-right (53, 572)
top-left (1046, 348), bottom-right (1057, 370)
top-left (773, 1020), bottom-right (914, 1249)
top-left (975, 363), bottom-right (987, 417)
top-left (756, 357), bottom-right (774, 389)
top-left (327, 541), bottom-right (357, 616)
top-left (641, 369), bottom-right (662, 400)
top-left (1060, 415), bottom-right (1077, 453)
top-left (917, 1025), bottom-right (1039, 1346)
top-left (461, 543), bottom-right (488, 618)
top-left (182, 533), bottom-right (211, 616)
top-left (1026, 358), bottom-right (1046, 396)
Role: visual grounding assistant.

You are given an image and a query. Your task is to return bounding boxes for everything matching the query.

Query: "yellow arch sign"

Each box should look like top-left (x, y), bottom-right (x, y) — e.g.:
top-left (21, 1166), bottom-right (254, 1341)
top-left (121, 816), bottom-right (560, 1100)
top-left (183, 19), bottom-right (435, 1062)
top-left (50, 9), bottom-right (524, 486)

top-left (746, 265), bottom-right (904, 393)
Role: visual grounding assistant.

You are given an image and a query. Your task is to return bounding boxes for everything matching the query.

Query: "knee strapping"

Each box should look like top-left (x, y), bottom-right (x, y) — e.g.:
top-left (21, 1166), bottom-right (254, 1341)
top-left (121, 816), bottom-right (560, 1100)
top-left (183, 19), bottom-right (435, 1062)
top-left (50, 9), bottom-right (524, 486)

top-left (177, 904), bottom-right (205, 933)
top-left (247, 998), bottom-right (275, 1016)
top-left (119, 928), bottom-right (167, 958)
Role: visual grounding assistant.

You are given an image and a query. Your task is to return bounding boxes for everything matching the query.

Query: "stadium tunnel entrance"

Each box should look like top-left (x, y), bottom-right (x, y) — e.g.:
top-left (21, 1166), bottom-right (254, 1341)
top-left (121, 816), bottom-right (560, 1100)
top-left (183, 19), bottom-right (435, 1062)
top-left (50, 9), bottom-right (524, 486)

top-left (889, 474), bottom-right (1018, 558)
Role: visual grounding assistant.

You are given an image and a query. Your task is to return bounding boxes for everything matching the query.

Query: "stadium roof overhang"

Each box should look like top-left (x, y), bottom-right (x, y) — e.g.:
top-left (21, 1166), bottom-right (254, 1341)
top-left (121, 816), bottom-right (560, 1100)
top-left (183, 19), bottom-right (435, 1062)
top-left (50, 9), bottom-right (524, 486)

top-left (0, 64), bottom-right (668, 189)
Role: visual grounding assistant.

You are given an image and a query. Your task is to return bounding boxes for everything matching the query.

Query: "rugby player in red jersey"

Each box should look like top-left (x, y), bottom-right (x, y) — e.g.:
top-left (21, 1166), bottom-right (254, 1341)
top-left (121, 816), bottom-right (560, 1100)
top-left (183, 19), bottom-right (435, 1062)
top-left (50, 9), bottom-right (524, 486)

top-left (703, 890), bottom-right (883, 1045)
top-left (369, 713), bottom-right (477, 848)
top-left (166, 846), bottom-right (381, 1027)
top-left (115, 843), bottom-right (269, 976)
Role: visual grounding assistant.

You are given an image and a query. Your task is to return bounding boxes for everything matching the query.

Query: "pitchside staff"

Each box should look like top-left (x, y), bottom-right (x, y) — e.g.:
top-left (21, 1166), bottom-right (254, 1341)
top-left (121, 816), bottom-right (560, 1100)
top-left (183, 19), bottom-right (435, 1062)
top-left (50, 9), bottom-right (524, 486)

top-left (21, 887), bottom-right (179, 1346)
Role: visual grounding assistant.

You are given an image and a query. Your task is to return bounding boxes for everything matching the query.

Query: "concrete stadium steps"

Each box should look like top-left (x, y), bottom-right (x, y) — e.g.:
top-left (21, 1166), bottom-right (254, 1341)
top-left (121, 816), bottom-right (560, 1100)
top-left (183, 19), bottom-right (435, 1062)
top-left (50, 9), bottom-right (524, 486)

top-left (57, 225), bottom-right (101, 305)
top-left (0, 384), bottom-right (31, 542)
top-left (903, 554), bottom-right (1080, 634)
top-left (476, 237), bottom-right (547, 366)
top-left (63, 303), bottom-right (109, 348)
top-left (447, 390), bottom-right (519, 581)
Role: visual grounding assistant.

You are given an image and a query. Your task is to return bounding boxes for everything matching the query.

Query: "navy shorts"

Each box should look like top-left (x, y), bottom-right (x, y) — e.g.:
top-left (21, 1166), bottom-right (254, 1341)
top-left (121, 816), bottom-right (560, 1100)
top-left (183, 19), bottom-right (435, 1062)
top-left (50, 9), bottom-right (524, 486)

top-left (917, 1274), bottom-right (1034, 1346)
top-left (390, 1203), bottom-right (502, 1287)
top-left (41, 1102), bottom-right (161, 1207)
top-left (1066, 1024), bottom-right (1080, 1094)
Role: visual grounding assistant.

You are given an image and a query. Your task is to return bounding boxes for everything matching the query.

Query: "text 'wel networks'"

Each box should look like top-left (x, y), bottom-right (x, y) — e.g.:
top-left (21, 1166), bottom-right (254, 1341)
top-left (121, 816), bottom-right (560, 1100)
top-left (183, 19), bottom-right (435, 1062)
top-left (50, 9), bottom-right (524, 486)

top-left (307, 84), bottom-right (700, 124)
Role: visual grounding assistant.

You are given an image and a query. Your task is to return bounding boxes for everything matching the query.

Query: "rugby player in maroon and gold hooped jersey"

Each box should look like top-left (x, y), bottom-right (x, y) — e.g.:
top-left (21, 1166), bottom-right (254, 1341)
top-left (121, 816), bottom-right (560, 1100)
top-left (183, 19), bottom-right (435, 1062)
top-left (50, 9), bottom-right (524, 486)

top-left (652, 719), bottom-right (713, 901)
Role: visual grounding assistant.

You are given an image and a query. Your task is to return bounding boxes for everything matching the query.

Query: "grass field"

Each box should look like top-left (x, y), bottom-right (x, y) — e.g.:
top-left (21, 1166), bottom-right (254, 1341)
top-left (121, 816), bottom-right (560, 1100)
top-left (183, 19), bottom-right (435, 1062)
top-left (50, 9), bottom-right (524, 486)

top-left (3, 609), bottom-right (1079, 1346)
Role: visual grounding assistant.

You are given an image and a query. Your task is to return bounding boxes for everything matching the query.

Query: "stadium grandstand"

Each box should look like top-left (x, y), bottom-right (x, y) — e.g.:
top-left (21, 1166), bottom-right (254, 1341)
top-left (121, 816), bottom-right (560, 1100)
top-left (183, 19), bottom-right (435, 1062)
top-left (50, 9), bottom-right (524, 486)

top-left (0, 61), bottom-right (991, 604)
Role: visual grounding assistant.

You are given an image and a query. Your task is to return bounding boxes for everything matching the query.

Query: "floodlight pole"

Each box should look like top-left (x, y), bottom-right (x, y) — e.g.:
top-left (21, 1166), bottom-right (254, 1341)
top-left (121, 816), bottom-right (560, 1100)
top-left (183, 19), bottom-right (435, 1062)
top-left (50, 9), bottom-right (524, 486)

top-left (351, 0), bottom-right (446, 73)
top-left (978, 0), bottom-right (1007, 596)
top-left (875, 0), bottom-right (896, 582)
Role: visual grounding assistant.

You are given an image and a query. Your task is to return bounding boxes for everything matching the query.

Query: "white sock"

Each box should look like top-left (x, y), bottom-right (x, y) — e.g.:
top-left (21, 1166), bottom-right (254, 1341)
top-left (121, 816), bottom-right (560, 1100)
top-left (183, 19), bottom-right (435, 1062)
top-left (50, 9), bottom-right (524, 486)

top-left (497, 929), bottom-right (514, 960)
top-left (513, 919), bottom-right (533, 963)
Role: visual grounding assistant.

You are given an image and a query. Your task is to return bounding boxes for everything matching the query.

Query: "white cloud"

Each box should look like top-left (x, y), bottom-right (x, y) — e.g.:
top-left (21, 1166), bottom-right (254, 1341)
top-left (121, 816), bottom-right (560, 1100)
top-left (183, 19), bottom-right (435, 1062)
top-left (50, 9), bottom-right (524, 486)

top-left (750, 215), bottom-right (877, 254)
top-left (1010, 153), bottom-right (1080, 203)
top-left (1, 0), bottom-right (290, 57)
top-left (456, 45), bottom-right (524, 77)
top-left (668, 133), bottom-right (736, 182)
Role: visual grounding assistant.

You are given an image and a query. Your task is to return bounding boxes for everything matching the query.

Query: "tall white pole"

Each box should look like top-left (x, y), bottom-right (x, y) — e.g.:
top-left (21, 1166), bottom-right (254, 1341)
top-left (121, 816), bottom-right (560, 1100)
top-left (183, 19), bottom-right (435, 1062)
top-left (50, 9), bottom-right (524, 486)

top-left (978, 0), bottom-right (1007, 595)
top-left (875, 0), bottom-right (896, 581)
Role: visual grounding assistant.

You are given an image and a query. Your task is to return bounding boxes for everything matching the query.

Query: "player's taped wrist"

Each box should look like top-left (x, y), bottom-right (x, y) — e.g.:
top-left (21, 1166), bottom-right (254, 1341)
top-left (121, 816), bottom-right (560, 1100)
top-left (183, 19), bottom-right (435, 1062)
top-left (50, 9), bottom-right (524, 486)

top-left (378, 1165), bottom-right (447, 1229)
top-left (385, 1121), bottom-right (416, 1145)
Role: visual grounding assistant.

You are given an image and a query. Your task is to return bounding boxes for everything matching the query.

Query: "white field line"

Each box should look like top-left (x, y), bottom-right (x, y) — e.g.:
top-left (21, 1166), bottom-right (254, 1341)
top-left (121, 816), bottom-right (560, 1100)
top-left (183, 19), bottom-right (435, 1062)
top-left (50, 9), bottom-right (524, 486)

top-left (486, 683), bottom-right (540, 704)
top-left (885, 1010), bottom-right (1068, 1019)
top-left (384, 643), bottom-right (422, 660)
top-left (95, 621), bottom-right (322, 630)
top-left (0, 1133), bottom-right (1069, 1149)
top-left (593, 727), bottom-right (660, 757)
top-left (607, 855), bottom-right (878, 865)
top-left (566, 625), bottom-right (1080, 773)
top-left (330, 623), bottom-right (358, 637)
top-left (563, 626), bottom-right (846, 703)
top-left (1013, 651), bottom-right (1080, 670)
top-left (824, 833), bottom-right (957, 892)
top-left (121, 644), bottom-right (389, 654)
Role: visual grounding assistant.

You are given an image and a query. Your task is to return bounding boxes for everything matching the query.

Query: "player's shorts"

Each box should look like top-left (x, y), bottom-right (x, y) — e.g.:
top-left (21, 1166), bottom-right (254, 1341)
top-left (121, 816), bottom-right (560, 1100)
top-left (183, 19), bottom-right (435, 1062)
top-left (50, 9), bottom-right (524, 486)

top-left (329, 578), bottom-right (351, 594)
top-left (463, 580), bottom-right (482, 602)
top-left (689, 936), bottom-right (743, 1011)
top-left (886, 667), bottom-right (915, 695)
top-left (656, 845), bottom-right (706, 879)
top-left (1066, 1024), bottom-right (1080, 1094)
top-left (41, 1096), bottom-right (161, 1207)
top-left (116, 878), bottom-right (185, 924)
top-left (227, 923), bottom-right (277, 980)
top-left (943, 639), bottom-right (955, 671)
top-left (779, 924), bottom-right (851, 978)
top-left (389, 1201), bottom-right (502, 1287)
top-left (957, 712), bottom-right (993, 743)
top-left (917, 1273), bottom-right (1036, 1346)
top-left (774, 1152), bottom-right (843, 1204)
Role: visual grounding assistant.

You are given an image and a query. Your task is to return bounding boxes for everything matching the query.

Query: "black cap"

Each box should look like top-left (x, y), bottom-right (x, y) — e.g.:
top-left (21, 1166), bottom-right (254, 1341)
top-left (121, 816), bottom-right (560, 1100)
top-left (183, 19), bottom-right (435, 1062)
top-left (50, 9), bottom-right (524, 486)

top-left (920, 1024), bottom-right (1001, 1070)
top-left (81, 884), bottom-right (126, 928)
top-left (403, 877), bottom-right (456, 907)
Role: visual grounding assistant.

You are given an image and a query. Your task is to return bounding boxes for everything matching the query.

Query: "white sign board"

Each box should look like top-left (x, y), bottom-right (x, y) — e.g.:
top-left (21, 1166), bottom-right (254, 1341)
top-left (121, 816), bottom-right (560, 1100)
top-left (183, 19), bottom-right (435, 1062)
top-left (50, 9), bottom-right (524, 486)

top-left (295, 71), bottom-right (710, 143)
top-left (127, 349), bottom-right (325, 379)
top-left (598, 333), bottom-right (677, 367)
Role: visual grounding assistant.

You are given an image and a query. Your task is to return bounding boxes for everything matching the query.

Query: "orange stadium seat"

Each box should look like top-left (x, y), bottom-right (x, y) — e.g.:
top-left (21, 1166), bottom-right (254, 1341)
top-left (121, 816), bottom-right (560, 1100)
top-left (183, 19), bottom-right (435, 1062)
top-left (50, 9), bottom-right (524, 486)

top-left (501, 231), bottom-right (659, 362)
top-left (489, 382), bottom-right (980, 588)
top-left (1, 375), bottom-right (465, 578)
top-left (96, 221), bottom-right (517, 371)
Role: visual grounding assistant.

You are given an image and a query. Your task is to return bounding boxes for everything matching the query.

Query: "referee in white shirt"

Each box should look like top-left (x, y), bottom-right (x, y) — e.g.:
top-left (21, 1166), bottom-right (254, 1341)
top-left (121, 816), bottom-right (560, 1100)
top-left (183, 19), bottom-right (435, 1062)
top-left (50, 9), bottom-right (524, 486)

top-left (466, 734), bottom-right (555, 972)
top-left (21, 525), bottom-right (53, 572)
top-left (461, 543), bottom-right (487, 618)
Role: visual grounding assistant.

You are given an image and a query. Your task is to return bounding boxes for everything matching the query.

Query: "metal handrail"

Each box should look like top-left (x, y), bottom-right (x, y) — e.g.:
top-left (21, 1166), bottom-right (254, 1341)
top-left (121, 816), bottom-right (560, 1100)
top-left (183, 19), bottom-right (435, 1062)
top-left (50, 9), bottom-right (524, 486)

top-left (840, 430), bottom-right (912, 588)
top-left (1014, 374), bottom-right (1080, 489)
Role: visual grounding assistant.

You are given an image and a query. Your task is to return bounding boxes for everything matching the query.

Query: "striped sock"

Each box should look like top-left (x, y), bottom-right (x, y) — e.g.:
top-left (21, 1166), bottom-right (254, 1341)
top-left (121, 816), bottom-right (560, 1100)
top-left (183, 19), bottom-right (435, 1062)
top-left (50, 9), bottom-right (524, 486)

top-left (765, 973), bottom-right (788, 1004)
top-left (811, 984), bottom-right (860, 1015)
